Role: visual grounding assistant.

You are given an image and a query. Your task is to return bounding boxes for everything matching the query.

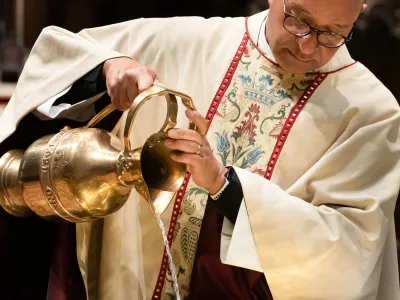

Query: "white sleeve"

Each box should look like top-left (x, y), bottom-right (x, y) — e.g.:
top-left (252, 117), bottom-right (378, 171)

top-left (218, 103), bottom-right (400, 300)
top-left (220, 202), bottom-right (263, 272)
top-left (32, 88), bottom-right (106, 122)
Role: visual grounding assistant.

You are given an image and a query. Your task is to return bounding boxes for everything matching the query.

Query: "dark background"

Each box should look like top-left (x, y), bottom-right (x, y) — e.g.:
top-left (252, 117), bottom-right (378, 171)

top-left (1, 0), bottom-right (400, 275)
top-left (1, 0), bottom-right (399, 97)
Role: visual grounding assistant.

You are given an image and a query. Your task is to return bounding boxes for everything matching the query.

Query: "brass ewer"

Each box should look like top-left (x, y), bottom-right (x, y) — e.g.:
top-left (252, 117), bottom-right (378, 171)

top-left (0, 85), bottom-right (196, 222)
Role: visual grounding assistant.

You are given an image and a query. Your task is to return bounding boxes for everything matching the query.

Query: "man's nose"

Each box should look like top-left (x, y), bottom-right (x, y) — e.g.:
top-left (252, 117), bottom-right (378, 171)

top-left (296, 32), bottom-right (319, 55)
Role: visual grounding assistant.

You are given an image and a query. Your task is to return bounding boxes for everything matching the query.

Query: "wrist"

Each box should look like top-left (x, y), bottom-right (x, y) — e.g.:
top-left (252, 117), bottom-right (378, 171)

top-left (102, 59), bottom-right (111, 80)
top-left (210, 178), bottom-right (229, 200)
top-left (208, 166), bottom-right (228, 195)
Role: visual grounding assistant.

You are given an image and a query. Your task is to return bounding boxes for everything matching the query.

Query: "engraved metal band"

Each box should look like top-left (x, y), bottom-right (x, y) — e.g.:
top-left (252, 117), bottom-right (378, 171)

top-left (39, 128), bottom-right (79, 222)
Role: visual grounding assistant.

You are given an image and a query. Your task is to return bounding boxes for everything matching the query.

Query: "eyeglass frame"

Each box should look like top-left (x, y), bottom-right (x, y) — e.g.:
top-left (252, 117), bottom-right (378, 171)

top-left (282, 0), bottom-right (356, 48)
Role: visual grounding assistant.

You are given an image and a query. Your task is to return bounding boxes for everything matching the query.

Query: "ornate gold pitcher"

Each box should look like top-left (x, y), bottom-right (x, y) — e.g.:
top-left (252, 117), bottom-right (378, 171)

top-left (0, 85), bottom-right (196, 222)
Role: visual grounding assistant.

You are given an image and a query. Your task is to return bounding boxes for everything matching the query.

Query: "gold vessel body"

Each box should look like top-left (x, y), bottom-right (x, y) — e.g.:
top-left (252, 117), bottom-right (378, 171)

top-left (0, 86), bottom-right (196, 222)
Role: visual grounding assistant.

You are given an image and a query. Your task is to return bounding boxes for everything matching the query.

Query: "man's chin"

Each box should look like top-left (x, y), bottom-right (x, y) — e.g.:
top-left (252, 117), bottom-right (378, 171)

top-left (278, 60), bottom-right (318, 74)
top-left (276, 52), bottom-right (318, 74)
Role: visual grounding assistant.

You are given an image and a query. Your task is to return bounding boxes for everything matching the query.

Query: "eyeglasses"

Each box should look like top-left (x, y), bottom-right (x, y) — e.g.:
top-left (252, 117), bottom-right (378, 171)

top-left (282, 0), bottom-right (355, 48)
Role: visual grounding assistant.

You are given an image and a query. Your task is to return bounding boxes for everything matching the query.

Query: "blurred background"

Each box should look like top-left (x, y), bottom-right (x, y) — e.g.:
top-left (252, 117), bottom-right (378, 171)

top-left (0, 0), bottom-right (399, 272)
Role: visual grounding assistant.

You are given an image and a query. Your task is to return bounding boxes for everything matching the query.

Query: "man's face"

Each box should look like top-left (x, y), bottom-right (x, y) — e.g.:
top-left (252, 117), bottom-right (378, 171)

top-left (266, 0), bottom-right (363, 73)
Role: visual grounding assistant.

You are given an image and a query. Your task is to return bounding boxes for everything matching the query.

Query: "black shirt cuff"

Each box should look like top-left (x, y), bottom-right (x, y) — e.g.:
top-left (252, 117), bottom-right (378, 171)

top-left (53, 62), bottom-right (106, 106)
top-left (214, 167), bottom-right (243, 225)
top-left (52, 62), bottom-right (122, 130)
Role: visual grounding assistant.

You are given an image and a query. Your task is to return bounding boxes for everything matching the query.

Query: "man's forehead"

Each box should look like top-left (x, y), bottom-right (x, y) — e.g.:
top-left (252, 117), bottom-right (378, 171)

top-left (286, 0), bottom-right (364, 13)
top-left (285, 0), bottom-right (363, 26)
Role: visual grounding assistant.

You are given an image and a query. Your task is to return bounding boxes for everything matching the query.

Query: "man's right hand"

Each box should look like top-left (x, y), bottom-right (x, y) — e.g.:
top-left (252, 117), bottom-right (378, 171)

top-left (103, 57), bottom-right (160, 111)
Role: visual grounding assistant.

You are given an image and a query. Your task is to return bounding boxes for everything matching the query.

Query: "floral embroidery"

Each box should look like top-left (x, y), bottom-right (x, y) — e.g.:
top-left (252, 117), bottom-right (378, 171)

top-left (240, 146), bottom-right (265, 169)
top-left (252, 168), bottom-right (266, 176)
top-left (240, 57), bottom-right (252, 70)
top-left (269, 120), bottom-right (286, 139)
top-left (259, 74), bottom-right (274, 86)
top-left (188, 217), bottom-right (202, 227)
top-left (216, 98), bottom-right (228, 119)
top-left (215, 104), bottom-right (265, 168)
top-left (166, 262), bottom-right (186, 299)
top-left (180, 227), bottom-right (198, 267)
top-left (226, 83), bottom-right (241, 122)
top-left (215, 130), bottom-right (231, 165)
top-left (239, 74), bottom-right (252, 85)
top-left (173, 223), bottom-right (181, 242)
top-left (160, 34), bottom-right (319, 300)
top-left (232, 103), bottom-right (260, 147)
top-left (182, 193), bottom-right (196, 215)
top-left (244, 46), bottom-right (251, 58)
top-left (182, 188), bottom-right (207, 216)
top-left (237, 72), bottom-right (297, 107)
top-left (276, 89), bottom-right (292, 99)
top-left (260, 103), bottom-right (291, 134)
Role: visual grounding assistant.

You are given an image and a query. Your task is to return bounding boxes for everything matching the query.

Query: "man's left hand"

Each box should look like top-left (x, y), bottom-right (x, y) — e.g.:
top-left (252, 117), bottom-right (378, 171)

top-left (164, 109), bottom-right (227, 194)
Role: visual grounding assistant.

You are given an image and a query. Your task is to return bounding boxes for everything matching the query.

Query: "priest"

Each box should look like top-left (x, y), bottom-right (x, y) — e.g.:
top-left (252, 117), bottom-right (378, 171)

top-left (0, 0), bottom-right (399, 299)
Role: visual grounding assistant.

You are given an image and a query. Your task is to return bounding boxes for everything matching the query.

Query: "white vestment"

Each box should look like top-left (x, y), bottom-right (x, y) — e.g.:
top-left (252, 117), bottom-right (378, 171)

top-left (0, 10), bottom-right (399, 300)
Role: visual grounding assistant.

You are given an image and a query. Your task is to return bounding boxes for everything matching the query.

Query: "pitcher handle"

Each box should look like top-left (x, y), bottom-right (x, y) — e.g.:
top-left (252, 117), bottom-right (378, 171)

top-left (123, 85), bottom-right (197, 152)
top-left (85, 86), bottom-right (197, 146)
top-left (85, 96), bottom-right (116, 129)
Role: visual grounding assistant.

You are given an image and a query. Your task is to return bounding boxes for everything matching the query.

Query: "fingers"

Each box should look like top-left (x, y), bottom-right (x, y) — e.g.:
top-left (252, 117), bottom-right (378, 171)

top-left (167, 128), bottom-right (204, 146)
top-left (185, 110), bottom-right (208, 135)
top-left (166, 111), bottom-right (209, 155)
top-left (104, 57), bottom-right (160, 111)
top-left (164, 138), bottom-right (201, 155)
top-left (119, 70), bottom-right (138, 109)
top-left (119, 69), bottom-right (138, 109)
top-left (107, 69), bottom-right (118, 102)
top-left (109, 70), bottom-right (129, 111)
top-left (170, 152), bottom-right (202, 166)
top-left (116, 68), bottom-right (155, 110)
top-left (137, 68), bottom-right (157, 92)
